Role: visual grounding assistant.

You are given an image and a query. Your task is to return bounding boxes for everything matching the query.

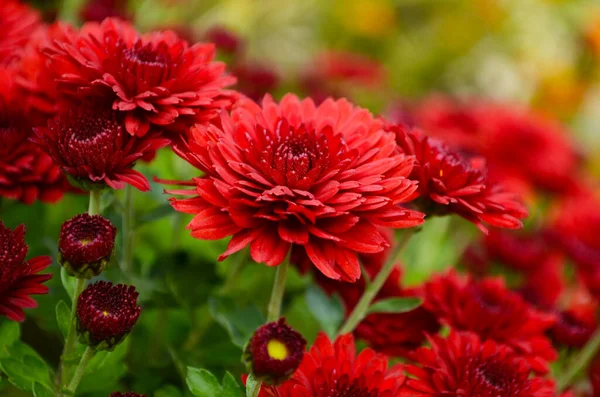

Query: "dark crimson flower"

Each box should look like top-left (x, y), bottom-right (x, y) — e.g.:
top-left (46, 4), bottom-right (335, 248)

top-left (0, 0), bottom-right (41, 66)
top-left (424, 270), bottom-right (557, 374)
top-left (58, 213), bottom-right (117, 279)
top-left (0, 69), bottom-right (69, 204)
top-left (167, 94), bottom-right (424, 282)
top-left (76, 281), bottom-right (141, 351)
top-left (43, 18), bottom-right (236, 137)
top-left (33, 104), bottom-right (170, 191)
top-left (205, 26), bottom-right (241, 55)
top-left (81, 0), bottom-right (129, 22)
top-left (551, 302), bottom-right (597, 348)
top-left (590, 355), bottom-right (600, 397)
top-left (401, 331), bottom-right (556, 397)
top-left (109, 393), bottom-right (146, 397)
top-left (0, 222), bottom-right (52, 322)
top-left (257, 333), bottom-right (405, 397)
top-left (232, 63), bottom-right (279, 102)
top-left (390, 124), bottom-right (528, 233)
top-left (243, 318), bottom-right (306, 385)
top-left (305, 230), bottom-right (439, 357)
top-left (313, 51), bottom-right (385, 87)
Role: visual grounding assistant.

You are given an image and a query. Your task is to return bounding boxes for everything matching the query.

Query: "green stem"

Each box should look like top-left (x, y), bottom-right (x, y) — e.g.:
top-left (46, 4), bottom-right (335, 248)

top-left (65, 347), bottom-right (94, 395)
top-left (88, 189), bottom-right (102, 215)
top-left (121, 184), bottom-right (134, 274)
top-left (267, 256), bottom-right (290, 322)
top-left (247, 375), bottom-right (261, 397)
top-left (558, 327), bottom-right (600, 391)
top-left (337, 230), bottom-right (414, 336)
top-left (59, 278), bottom-right (86, 394)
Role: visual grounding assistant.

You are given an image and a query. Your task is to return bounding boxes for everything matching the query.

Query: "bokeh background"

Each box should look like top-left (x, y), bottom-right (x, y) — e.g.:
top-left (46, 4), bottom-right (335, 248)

top-left (4, 0), bottom-right (600, 395)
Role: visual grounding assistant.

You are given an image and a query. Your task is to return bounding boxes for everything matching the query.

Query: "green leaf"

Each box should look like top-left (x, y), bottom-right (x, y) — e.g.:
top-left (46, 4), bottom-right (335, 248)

top-left (186, 367), bottom-right (220, 397)
top-left (154, 385), bottom-right (182, 397)
top-left (0, 321), bottom-right (19, 348)
top-left (186, 368), bottom-right (242, 397)
top-left (0, 342), bottom-right (53, 392)
top-left (77, 340), bottom-right (129, 394)
top-left (33, 382), bottom-right (56, 397)
top-left (305, 285), bottom-right (344, 337)
top-left (55, 300), bottom-right (71, 338)
top-left (60, 267), bottom-right (76, 300)
top-left (245, 374), bottom-right (259, 397)
top-left (208, 297), bottom-right (265, 348)
top-left (367, 297), bottom-right (422, 314)
top-left (138, 203), bottom-right (175, 226)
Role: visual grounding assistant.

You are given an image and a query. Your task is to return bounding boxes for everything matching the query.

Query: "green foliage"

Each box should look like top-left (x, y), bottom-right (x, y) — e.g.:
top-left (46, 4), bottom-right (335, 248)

top-left (367, 297), bottom-right (422, 314)
top-left (55, 300), bottom-right (71, 338)
top-left (208, 297), bottom-right (265, 348)
top-left (304, 285), bottom-right (344, 338)
top-left (186, 367), bottom-right (242, 397)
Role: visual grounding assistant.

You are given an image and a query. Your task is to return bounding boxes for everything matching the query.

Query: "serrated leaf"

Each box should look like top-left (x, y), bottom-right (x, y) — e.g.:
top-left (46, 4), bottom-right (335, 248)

top-left (221, 372), bottom-right (242, 397)
top-left (60, 267), bottom-right (76, 299)
top-left (245, 374), bottom-right (259, 397)
top-left (33, 382), bottom-right (56, 397)
top-left (186, 367), bottom-right (220, 397)
top-left (0, 321), bottom-right (19, 348)
top-left (55, 301), bottom-right (71, 338)
top-left (367, 297), bottom-right (422, 315)
top-left (208, 297), bottom-right (265, 348)
top-left (305, 285), bottom-right (344, 337)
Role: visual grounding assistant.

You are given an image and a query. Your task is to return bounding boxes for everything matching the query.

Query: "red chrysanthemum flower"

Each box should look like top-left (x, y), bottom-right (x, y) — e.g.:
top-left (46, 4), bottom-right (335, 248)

top-left (43, 18), bottom-right (236, 137)
top-left (58, 213), bottom-right (117, 278)
top-left (0, 69), bottom-right (69, 204)
top-left (205, 26), bottom-right (242, 55)
top-left (81, 0), bottom-right (130, 22)
top-left (32, 104), bottom-right (170, 191)
top-left (167, 94), bottom-right (424, 282)
top-left (306, 231), bottom-right (439, 357)
top-left (424, 270), bottom-right (557, 373)
top-left (76, 281), bottom-right (141, 351)
top-left (232, 63), bottom-right (280, 102)
top-left (258, 333), bottom-right (405, 397)
top-left (0, 222), bottom-right (52, 322)
top-left (109, 393), bottom-right (146, 397)
top-left (552, 302), bottom-right (597, 349)
top-left (0, 0), bottom-right (41, 66)
top-left (244, 318), bottom-right (307, 385)
top-left (401, 331), bottom-right (556, 397)
top-left (390, 123), bottom-right (528, 233)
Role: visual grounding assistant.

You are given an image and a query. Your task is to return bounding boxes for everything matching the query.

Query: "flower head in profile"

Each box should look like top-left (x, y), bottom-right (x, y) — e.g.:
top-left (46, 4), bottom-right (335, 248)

top-left (258, 333), bottom-right (405, 397)
top-left (0, 0), bottom-right (41, 66)
top-left (167, 94), bottom-right (424, 282)
top-left (76, 281), bottom-right (141, 351)
top-left (0, 222), bottom-right (52, 322)
top-left (33, 104), bottom-right (170, 191)
top-left (424, 270), bottom-right (557, 373)
top-left (0, 69), bottom-right (69, 204)
top-left (244, 319), bottom-right (306, 385)
top-left (390, 124), bottom-right (527, 233)
top-left (43, 18), bottom-right (236, 137)
top-left (402, 331), bottom-right (556, 397)
top-left (58, 213), bottom-right (117, 279)
top-left (552, 302), bottom-right (597, 348)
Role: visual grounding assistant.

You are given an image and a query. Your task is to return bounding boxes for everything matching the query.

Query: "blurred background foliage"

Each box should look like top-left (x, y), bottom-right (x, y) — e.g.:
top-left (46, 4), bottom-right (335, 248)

top-left (4, 0), bottom-right (600, 395)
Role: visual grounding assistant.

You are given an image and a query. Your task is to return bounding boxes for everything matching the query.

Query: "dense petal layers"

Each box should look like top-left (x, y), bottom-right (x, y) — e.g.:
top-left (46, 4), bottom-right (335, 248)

top-left (43, 18), bottom-right (236, 137)
top-left (33, 104), bottom-right (170, 191)
top-left (0, 0), bottom-right (40, 66)
top-left (424, 270), bottom-right (557, 374)
top-left (168, 94), bottom-right (424, 281)
top-left (259, 333), bottom-right (405, 397)
top-left (402, 331), bottom-right (556, 397)
top-left (0, 222), bottom-right (52, 322)
top-left (390, 123), bottom-right (528, 233)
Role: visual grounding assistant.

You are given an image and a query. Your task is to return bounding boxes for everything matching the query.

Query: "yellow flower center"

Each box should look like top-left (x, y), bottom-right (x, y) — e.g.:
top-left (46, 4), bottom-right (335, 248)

top-left (80, 238), bottom-right (92, 246)
top-left (102, 311), bottom-right (109, 317)
top-left (267, 339), bottom-right (288, 361)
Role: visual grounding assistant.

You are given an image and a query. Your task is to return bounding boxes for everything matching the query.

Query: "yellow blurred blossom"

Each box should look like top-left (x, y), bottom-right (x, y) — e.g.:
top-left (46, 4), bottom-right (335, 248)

top-left (336, 0), bottom-right (396, 38)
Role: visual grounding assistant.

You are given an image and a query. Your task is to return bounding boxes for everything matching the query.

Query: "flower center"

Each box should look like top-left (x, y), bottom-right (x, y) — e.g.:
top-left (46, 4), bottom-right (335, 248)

top-left (120, 41), bottom-right (177, 86)
top-left (267, 339), bottom-right (288, 361)
top-left (325, 376), bottom-right (379, 397)
top-left (473, 360), bottom-right (514, 392)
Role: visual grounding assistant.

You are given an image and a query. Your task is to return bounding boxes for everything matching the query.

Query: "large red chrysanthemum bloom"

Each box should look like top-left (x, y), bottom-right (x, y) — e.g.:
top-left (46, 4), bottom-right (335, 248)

top-left (257, 333), bottom-right (405, 397)
top-left (0, 0), bottom-right (41, 66)
top-left (424, 270), bottom-right (557, 374)
top-left (33, 104), bottom-right (170, 191)
top-left (414, 97), bottom-right (581, 194)
top-left (42, 17), bottom-right (236, 137)
top-left (0, 69), bottom-right (69, 204)
top-left (390, 123), bottom-right (527, 233)
top-left (401, 331), bottom-right (556, 397)
top-left (167, 94), bottom-right (424, 282)
top-left (0, 222), bottom-right (52, 322)
top-left (308, 231), bottom-right (439, 357)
